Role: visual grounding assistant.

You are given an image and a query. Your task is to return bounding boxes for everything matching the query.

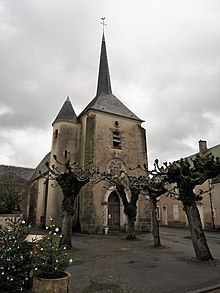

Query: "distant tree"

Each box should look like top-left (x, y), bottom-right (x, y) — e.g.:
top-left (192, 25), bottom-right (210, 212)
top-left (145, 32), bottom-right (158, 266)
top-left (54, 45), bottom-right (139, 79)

top-left (155, 154), bottom-right (220, 261)
top-left (27, 181), bottom-right (38, 225)
top-left (0, 173), bottom-right (30, 214)
top-left (44, 156), bottom-right (94, 248)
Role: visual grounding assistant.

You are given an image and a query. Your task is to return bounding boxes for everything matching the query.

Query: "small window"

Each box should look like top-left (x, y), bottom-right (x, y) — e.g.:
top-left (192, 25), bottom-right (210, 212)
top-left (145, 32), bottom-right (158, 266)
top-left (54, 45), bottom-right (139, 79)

top-left (114, 120), bottom-right (120, 127)
top-left (112, 130), bottom-right (121, 148)
top-left (54, 129), bottom-right (58, 138)
top-left (64, 150), bottom-right (68, 159)
top-left (156, 206), bottom-right (161, 220)
top-left (173, 204), bottom-right (179, 221)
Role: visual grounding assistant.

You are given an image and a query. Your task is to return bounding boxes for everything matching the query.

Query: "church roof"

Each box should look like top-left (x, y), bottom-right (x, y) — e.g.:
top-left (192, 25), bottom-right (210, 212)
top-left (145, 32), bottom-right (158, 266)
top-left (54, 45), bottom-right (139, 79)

top-left (30, 152), bottom-right (51, 181)
top-left (79, 34), bottom-right (143, 122)
top-left (52, 97), bottom-right (77, 125)
top-left (81, 93), bottom-right (142, 120)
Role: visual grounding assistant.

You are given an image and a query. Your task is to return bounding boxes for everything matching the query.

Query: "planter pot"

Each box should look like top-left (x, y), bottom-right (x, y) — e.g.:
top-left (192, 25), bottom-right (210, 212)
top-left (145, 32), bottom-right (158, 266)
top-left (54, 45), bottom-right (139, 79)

top-left (32, 272), bottom-right (71, 293)
top-left (104, 227), bottom-right (109, 234)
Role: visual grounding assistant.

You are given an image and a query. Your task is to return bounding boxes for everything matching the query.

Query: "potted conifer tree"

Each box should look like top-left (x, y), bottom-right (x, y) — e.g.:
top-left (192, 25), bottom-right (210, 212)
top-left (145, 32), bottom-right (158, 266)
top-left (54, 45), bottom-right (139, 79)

top-left (32, 218), bottom-right (71, 293)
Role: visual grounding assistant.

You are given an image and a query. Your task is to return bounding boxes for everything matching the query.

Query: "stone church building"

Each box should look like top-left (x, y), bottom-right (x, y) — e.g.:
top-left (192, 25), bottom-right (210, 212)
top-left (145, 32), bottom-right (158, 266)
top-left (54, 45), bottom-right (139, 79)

top-left (30, 33), bottom-right (149, 233)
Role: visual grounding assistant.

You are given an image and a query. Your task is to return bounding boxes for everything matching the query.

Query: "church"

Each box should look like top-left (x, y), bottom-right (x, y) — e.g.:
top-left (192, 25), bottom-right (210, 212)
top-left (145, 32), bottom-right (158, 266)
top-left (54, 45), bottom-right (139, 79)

top-left (30, 32), bottom-right (150, 233)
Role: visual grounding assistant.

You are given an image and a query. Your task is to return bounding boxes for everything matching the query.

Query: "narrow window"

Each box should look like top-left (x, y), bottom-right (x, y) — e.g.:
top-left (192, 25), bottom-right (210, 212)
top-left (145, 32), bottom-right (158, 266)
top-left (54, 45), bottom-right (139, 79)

top-left (112, 130), bottom-right (121, 148)
top-left (54, 129), bottom-right (58, 138)
top-left (64, 150), bottom-right (68, 159)
top-left (156, 206), bottom-right (161, 220)
top-left (173, 204), bottom-right (179, 221)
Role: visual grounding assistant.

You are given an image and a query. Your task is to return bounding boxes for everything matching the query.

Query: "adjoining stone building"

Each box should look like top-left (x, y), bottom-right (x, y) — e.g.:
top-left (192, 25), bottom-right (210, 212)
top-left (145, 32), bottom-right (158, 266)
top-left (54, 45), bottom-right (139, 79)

top-left (157, 140), bottom-right (220, 230)
top-left (30, 33), bottom-right (150, 233)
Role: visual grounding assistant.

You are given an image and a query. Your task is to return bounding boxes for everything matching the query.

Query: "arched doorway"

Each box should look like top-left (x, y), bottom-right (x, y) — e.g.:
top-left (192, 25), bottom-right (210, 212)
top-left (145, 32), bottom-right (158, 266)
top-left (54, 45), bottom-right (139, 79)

top-left (108, 191), bottom-right (120, 231)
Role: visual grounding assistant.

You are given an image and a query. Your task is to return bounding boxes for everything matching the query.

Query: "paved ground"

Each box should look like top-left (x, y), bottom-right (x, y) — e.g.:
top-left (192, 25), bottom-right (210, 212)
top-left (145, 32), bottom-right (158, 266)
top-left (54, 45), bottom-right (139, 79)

top-left (67, 227), bottom-right (220, 293)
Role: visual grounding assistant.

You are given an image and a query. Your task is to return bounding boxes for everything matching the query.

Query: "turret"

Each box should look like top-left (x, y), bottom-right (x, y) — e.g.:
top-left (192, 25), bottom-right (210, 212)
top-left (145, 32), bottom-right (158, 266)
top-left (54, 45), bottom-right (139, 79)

top-left (46, 97), bottom-right (80, 226)
top-left (51, 97), bottom-right (80, 166)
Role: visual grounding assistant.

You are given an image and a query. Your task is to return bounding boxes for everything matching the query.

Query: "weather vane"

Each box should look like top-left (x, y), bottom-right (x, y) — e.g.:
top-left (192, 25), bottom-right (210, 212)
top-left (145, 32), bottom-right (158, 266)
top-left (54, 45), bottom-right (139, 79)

top-left (101, 17), bottom-right (107, 33)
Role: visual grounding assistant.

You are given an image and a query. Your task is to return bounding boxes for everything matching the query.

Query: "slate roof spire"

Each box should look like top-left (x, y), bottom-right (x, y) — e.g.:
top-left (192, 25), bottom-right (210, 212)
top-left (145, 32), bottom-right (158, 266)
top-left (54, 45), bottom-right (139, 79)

top-left (79, 33), bottom-right (143, 122)
top-left (96, 33), bottom-right (112, 96)
top-left (52, 96), bottom-right (77, 125)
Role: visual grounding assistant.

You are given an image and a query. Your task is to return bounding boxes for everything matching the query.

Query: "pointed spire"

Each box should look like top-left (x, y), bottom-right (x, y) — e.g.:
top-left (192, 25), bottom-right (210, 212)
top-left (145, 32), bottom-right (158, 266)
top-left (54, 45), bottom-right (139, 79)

top-left (52, 96), bottom-right (77, 125)
top-left (96, 33), bottom-right (112, 96)
top-left (79, 32), bottom-right (143, 122)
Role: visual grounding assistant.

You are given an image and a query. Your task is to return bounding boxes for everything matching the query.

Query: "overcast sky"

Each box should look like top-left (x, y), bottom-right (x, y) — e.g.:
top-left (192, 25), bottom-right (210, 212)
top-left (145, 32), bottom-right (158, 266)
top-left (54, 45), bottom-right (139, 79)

top-left (0, 0), bottom-right (220, 169)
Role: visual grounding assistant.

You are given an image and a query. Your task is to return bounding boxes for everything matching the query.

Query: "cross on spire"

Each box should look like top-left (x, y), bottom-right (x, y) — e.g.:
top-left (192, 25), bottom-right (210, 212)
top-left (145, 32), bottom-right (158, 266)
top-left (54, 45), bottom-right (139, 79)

top-left (101, 17), bottom-right (107, 33)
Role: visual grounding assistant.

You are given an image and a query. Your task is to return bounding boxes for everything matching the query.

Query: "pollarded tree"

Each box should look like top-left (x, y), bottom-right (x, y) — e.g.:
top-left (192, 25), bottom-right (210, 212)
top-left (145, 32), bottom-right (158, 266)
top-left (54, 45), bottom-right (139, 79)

top-left (128, 166), bottom-right (167, 247)
top-left (101, 168), bottom-right (166, 241)
top-left (101, 172), bottom-right (141, 240)
top-left (125, 174), bottom-right (167, 244)
top-left (115, 180), bottom-right (140, 239)
top-left (155, 154), bottom-right (220, 261)
top-left (44, 156), bottom-right (94, 248)
top-left (124, 164), bottom-right (168, 247)
top-left (142, 176), bottom-right (167, 247)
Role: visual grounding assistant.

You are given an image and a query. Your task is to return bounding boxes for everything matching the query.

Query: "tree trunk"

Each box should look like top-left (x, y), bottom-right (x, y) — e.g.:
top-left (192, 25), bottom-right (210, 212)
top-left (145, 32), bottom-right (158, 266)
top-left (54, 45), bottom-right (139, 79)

top-left (61, 211), bottom-right (72, 248)
top-left (150, 197), bottom-right (161, 247)
top-left (127, 217), bottom-right (136, 240)
top-left (184, 202), bottom-right (213, 261)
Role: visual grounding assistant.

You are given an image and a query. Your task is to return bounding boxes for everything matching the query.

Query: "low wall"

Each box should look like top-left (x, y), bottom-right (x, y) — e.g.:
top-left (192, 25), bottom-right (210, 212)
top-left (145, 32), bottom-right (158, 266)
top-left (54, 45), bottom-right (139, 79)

top-left (0, 214), bottom-right (22, 228)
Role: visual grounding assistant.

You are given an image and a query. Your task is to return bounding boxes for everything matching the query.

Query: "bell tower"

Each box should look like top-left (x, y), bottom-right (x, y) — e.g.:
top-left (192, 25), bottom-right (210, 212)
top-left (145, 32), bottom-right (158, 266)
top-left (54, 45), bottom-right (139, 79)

top-left (77, 31), bottom-right (148, 232)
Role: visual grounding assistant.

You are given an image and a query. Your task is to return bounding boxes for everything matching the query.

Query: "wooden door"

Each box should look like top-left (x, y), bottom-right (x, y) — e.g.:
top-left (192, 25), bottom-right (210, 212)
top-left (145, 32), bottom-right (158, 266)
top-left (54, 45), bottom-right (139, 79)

top-left (108, 192), bottom-right (120, 231)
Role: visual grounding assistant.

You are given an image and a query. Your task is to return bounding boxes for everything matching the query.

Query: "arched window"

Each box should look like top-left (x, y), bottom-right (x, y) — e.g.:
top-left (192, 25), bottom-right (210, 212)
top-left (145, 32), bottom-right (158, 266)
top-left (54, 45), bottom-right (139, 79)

top-left (108, 191), bottom-right (120, 203)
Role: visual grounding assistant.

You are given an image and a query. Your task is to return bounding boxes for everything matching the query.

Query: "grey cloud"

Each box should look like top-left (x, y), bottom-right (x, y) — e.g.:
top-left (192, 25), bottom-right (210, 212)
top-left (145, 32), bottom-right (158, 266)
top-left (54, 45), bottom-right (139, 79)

top-left (0, 0), bottom-right (219, 168)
